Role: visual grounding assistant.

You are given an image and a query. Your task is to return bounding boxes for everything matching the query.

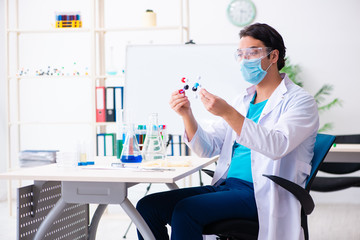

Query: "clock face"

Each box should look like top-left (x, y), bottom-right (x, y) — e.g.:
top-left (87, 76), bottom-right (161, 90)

top-left (227, 0), bottom-right (256, 27)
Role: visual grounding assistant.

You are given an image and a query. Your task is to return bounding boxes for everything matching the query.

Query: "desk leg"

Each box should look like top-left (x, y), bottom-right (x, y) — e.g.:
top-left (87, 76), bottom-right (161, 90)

top-left (33, 197), bottom-right (68, 240)
top-left (120, 198), bottom-right (156, 240)
top-left (88, 204), bottom-right (108, 240)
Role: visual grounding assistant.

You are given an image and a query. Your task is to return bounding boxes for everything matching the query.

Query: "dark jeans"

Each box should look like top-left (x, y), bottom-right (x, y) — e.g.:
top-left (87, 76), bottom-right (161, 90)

top-left (136, 177), bottom-right (258, 240)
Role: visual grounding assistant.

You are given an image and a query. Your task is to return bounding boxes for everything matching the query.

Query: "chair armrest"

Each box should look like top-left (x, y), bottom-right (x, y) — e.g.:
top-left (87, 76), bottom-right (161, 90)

top-left (202, 169), bottom-right (215, 178)
top-left (201, 171), bottom-right (314, 214)
top-left (263, 174), bottom-right (314, 215)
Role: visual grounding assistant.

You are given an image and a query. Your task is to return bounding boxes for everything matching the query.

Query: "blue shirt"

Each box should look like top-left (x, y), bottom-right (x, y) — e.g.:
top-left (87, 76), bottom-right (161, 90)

top-left (227, 95), bottom-right (268, 182)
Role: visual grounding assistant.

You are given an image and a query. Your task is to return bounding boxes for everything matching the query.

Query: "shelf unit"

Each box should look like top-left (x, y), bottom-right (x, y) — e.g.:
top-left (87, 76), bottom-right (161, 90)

top-left (5, 0), bottom-right (190, 215)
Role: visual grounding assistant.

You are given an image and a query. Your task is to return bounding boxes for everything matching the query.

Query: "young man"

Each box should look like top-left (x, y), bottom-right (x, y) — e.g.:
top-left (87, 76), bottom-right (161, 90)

top-left (136, 23), bottom-right (319, 240)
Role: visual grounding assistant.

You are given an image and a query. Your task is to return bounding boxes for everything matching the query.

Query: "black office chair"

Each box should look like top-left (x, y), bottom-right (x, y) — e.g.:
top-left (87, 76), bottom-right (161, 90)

top-left (311, 134), bottom-right (360, 192)
top-left (202, 134), bottom-right (336, 240)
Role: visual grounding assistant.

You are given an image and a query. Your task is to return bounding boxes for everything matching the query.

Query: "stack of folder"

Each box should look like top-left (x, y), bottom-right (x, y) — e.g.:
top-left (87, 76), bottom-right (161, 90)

top-left (96, 131), bottom-right (189, 158)
top-left (19, 150), bottom-right (58, 167)
top-left (96, 86), bottom-right (123, 122)
top-left (96, 133), bottom-right (116, 156)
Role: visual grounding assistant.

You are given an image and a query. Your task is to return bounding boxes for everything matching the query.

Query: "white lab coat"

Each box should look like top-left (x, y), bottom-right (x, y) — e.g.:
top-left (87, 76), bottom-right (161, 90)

top-left (185, 74), bottom-right (319, 240)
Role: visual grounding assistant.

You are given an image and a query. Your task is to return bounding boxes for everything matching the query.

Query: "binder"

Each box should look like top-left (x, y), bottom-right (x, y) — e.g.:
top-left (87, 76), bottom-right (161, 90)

top-left (175, 135), bottom-right (182, 156)
top-left (166, 134), bottom-right (189, 156)
top-left (114, 87), bottom-right (124, 122)
top-left (181, 141), bottom-right (190, 156)
top-left (167, 134), bottom-right (174, 156)
top-left (105, 133), bottom-right (116, 156)
top-left (168, 134), bottom-right (181, 156)
top-left (105, 87), bottom-right (115, 122)
top-left (96, 87), bottom-right (106, 122)
top-left (97, 133), bottom-right (105, 156)
top-left (110, 133), bottom-right (116, 156)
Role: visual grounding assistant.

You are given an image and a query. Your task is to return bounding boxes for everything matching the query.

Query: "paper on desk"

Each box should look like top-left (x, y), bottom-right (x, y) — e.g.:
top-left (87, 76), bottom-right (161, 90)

top-left (81, 164), bottom-right (175, 172)
top-left (141, 159), bottom-right (192, 167)
top-left (80, 158), bottom-right (191, 171)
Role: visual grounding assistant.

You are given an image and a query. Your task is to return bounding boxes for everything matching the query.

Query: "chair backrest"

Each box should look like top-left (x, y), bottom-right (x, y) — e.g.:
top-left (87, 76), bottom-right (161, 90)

top-left (305, 134), bottom-right (336, 189)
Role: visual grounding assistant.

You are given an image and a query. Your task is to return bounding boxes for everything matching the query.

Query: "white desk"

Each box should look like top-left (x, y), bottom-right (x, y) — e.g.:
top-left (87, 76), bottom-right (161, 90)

top-left (0, 156), bottom-right (219, 240)
top-left (326, 144), bottom-right (360, 163)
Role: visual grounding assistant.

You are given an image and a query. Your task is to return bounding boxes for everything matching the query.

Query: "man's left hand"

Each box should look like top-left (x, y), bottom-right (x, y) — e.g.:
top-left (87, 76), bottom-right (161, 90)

top-left (199, 88), bottom-right (231, 117)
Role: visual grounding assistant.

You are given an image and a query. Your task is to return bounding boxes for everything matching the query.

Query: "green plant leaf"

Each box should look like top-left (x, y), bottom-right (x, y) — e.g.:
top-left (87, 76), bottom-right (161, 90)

top-left (280, 58), bottom-right (303, 87)
top-left (314, 84), bottom-right (333, 104)
top-left (318, 123), bottom-right (333, 133)
top-left (318, 98), bottom-right (342, 112)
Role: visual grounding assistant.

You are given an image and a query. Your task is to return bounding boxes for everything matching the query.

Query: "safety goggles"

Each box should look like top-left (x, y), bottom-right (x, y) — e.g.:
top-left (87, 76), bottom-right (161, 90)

top-left (234, 47), bottom-right (272, 62)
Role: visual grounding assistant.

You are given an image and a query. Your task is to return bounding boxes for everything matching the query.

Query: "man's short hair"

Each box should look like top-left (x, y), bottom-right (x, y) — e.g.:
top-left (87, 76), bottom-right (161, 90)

top-left (240, 23), bottom-right (286, 70)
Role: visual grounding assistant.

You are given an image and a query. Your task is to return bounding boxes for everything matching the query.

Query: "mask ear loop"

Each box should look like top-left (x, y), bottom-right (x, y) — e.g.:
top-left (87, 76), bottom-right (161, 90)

top-left (264, 50), bottom-right (274, 72)
top-left (265, 62), bottom-right (273, 72)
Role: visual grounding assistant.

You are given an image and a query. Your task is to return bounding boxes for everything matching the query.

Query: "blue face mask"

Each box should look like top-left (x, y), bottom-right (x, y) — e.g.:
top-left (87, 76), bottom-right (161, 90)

top-left (240, 55), bottom-right (273, 85)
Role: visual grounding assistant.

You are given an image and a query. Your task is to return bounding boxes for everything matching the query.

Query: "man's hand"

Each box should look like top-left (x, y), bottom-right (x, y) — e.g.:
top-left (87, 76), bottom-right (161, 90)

top-left (169, 90), bottom-right (198, 141)
top-left (199, 88), bottom-right (231, 117)
top-left (200, 88), bottom-right (245, 136)
top-left (169, 90), bottom-right (191, 117)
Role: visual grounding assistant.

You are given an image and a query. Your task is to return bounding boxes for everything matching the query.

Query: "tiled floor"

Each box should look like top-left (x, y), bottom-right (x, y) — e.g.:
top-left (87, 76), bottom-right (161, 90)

top-left (1, 200), bottom-right (360, 240)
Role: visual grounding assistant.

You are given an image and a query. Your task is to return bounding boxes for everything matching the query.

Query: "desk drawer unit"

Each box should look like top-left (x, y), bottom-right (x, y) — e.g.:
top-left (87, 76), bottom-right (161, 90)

top-left (62, 181), bottom-right (128, 204)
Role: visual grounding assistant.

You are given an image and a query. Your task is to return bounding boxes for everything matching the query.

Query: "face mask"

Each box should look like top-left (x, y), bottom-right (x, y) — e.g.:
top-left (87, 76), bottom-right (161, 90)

top-left (240, 54), bottom-right (273, 85)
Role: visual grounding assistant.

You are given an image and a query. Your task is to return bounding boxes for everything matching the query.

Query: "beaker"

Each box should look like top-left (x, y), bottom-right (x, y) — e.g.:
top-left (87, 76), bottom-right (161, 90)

top-left (142, 113), bottom-right (166, 162)
top-left (120, 123), bottom-right (143, 163)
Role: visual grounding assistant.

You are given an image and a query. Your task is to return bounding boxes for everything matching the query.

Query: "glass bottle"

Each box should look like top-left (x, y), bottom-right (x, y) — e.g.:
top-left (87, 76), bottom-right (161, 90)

top-left (120, 123), bottom-right (143, 163)
top-left (142, 113), bottom-right (166, 162)
top-left (106, 46), bottom-right (118, 75)
top-left (116, 110), bottom-right (124, 160)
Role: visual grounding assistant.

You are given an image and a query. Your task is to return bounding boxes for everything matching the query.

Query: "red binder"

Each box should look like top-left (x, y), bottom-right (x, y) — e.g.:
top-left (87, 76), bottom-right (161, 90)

top-left (96, 86), bottom-right (106, 122)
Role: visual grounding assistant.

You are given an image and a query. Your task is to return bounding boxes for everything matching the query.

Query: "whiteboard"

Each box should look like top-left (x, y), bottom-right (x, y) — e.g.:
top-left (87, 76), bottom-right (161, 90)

top-left (125, 44), bottom-right (250, 134)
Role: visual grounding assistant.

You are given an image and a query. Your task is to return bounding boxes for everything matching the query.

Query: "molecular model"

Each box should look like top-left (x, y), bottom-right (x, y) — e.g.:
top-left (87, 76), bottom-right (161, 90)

top-left (16, 63), bottom-right (89, 77)
top-left (179, 76), bottom-right (202, 98)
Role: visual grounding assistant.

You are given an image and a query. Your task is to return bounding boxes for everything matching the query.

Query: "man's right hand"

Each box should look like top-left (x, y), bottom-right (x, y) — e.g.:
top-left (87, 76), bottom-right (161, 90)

top-left (169, 90), bottom-right (198, 141)
top-left (169, 90), bottom-right (191, 117)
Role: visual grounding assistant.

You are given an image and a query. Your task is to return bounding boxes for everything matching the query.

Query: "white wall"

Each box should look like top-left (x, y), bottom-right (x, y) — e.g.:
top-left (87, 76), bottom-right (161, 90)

top-left (190, 0), bottom-right (360, 135)
top-left (1, 0), bottom-right (360, 202)
top-left (0, 0), bottom-right (7, 201)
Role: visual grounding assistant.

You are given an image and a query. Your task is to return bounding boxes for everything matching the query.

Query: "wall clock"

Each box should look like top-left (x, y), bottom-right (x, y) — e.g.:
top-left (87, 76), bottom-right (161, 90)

top-left (227, 0), bottom-right (256, 27)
